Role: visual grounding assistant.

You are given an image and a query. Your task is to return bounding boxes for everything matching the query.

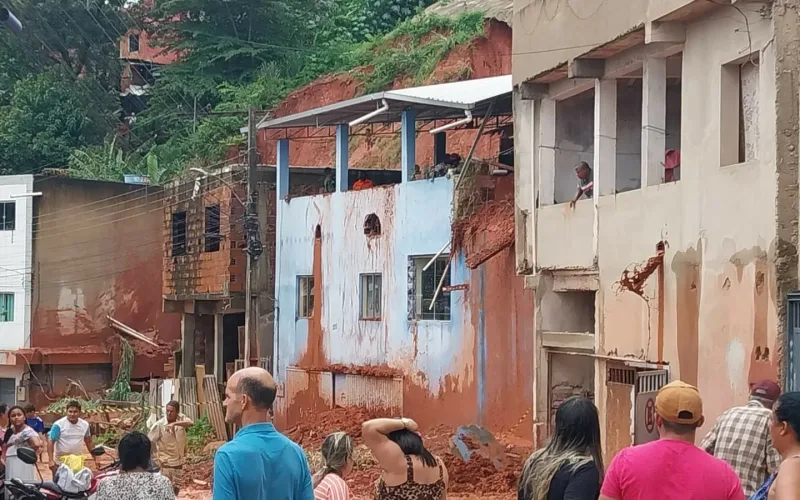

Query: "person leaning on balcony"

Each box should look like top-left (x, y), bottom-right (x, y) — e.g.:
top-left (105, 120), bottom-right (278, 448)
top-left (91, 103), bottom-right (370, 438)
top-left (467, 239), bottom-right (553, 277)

top-left (599, 381), bottom-right (744, 500)
top-left (352, 171), bottom-right (374, 191)
top-left (363, 417), bottom-right (448, 500)
top-left (518, 396), bottom-right (603, 500)
top-left (569, 161), bottom-right (594, 208)
top-left (700, 379), bottom-right (781, 496)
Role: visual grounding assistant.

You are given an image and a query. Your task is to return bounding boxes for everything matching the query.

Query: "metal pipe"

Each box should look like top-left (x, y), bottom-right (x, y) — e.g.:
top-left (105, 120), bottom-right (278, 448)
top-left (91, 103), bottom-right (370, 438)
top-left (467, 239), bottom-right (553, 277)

top-left (429, 255), bottom-right (452, 311)
top-left (349, 99), bottom-right (388, 127)
top-left (423, 241), bottom-right (450, 272)
top-left (429, 110), bottom-right (473, 135)
top-left (0, 8), bottom-right (22, 33)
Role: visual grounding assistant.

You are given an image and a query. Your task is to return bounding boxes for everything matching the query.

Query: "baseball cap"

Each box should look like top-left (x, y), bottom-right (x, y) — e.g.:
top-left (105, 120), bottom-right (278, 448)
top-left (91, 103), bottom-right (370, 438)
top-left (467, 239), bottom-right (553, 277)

top-left (655, 380), bottom-right (703, 424)
top-left (751, 380), bottom-right (781, 401)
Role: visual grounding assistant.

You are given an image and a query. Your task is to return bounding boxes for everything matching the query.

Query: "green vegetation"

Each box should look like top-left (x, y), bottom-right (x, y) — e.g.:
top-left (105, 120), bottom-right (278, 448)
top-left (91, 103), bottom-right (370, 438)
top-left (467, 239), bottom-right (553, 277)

top-left (186, 415), bottom-right (215, 453)
top-left (107, 337), bottom-right (134, 401)
top-left (0, 0), bottom-right (486, 181)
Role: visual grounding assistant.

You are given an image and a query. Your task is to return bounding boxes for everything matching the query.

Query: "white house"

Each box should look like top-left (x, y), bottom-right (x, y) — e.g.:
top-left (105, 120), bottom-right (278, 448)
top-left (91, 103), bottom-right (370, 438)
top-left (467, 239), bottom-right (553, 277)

top-left (0, 175), bottom-right (34, 405)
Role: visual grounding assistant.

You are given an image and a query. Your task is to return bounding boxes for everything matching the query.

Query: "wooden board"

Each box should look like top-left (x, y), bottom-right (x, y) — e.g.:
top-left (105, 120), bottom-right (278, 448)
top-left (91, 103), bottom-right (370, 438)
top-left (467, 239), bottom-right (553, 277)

top-left (195, 365), bottom-right (206, 417)
top-left (202, 375), bottom-right (227, 441)
top-left (178, 377), bottom-right (199, 422)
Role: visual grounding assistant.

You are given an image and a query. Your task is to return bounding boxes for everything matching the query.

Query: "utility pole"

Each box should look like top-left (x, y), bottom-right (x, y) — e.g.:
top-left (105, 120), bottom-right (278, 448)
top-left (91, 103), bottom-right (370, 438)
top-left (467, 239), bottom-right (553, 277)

top-left (244, 105), bottom-right (256, 366)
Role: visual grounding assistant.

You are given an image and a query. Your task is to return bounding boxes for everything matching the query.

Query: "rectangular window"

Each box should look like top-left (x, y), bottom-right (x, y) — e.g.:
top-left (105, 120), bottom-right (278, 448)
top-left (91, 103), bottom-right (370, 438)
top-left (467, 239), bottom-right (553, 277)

top-left (0, 293), bottom-right (13, 322)
top-left (204, 205), bottom-right (221, 252)
top-left (128, 33), bottom-right (140, 53)
top-left (360, 274), bottom-right (382, 320)
top-left (171, 211), bottom-right (187, 257)
top-left (0, 202), bottom-right (15, 231)
top-left (297, 276), bottom-right (314, 319)
top-left (411, 255), bottom-right (451, 321)
top-left (721, 55), bottom-right (760, 166)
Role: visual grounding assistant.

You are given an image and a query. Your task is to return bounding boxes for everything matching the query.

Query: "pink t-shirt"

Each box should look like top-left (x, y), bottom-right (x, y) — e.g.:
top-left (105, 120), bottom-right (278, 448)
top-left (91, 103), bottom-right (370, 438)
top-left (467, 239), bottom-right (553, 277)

top-left (601, 439), bottom-right (744, 500)
top-left (313, 473), bottom-right (350, 500)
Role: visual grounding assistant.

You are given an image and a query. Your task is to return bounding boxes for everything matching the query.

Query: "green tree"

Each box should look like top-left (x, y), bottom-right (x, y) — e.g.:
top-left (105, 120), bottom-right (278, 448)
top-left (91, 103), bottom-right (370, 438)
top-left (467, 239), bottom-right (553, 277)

top-left (0, 68), bottom-right (117, 172)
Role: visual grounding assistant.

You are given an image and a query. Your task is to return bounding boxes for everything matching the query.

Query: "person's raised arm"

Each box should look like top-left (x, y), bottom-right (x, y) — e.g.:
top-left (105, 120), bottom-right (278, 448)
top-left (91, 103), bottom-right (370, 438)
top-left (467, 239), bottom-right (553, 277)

top-left (362, 418), bottom-right (412, 473)
top-left (171, 415), bottom-right (193, 429)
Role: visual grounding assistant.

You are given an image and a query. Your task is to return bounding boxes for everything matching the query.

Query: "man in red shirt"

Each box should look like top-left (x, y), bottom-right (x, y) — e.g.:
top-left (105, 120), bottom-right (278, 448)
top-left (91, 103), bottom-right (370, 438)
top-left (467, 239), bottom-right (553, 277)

top-left (600, 380), bottom-right (744, 500)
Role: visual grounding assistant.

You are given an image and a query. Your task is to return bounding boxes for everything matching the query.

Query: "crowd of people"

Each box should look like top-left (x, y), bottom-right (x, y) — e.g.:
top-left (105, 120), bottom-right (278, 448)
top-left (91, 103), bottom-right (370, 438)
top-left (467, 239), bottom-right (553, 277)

top-left (1, 367), bottom-right (797, 499)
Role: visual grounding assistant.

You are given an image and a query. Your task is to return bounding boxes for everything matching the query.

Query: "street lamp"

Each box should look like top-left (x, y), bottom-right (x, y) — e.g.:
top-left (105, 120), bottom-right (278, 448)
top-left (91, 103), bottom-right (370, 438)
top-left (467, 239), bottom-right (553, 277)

top-left (0, 8), bottom-right (22, 33)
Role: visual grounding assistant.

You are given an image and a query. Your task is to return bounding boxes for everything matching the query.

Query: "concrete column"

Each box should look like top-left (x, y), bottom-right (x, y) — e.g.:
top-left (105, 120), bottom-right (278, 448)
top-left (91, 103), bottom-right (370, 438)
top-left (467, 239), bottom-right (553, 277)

top-left (335, 124), bottom-right (349, 192)
top-left (276, 138), bottom-right (289, 199)
top-left (593, 78), bottom-right (617, 197)
top-left (433, 133), bottom-right (447, 165)
top-left (214, 313), bottom-right (224, 382)
top-left (537, 98), bottom-right (556, 206)
top-left (642, 58), bottom-right (667, 187)
top-left (400, 108), bottom-right (416, 183)
top-left (181, 313), bottom-right (196, 378)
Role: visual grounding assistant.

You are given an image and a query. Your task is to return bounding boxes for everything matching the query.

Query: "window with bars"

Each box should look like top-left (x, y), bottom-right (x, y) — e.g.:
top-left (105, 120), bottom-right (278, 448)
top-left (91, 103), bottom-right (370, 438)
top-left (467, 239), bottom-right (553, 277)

top-left (204, 205), bottom-right (221, 252)
top-left (171, 211), bottom-right (186, 257)
top-left (297, 276), bottom-right (314, 319)
top-left (0, 202), bottom-right (15, 231)
top-left (411, 255), bottom-right (451, 321)
top-left (0, 293), bottom-right (13, 322)
top-left (128, 33), bottom-right (140, 53)
top-left (360, 274), bottom-right (382, 320)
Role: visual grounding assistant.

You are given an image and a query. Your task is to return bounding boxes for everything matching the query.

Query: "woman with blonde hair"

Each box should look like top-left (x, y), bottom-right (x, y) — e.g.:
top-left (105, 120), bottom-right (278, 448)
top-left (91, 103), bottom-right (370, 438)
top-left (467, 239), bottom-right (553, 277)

top-left (313, 432), bottom-right (354, 500)
top-left (518, 396), bottom-right (603, 500)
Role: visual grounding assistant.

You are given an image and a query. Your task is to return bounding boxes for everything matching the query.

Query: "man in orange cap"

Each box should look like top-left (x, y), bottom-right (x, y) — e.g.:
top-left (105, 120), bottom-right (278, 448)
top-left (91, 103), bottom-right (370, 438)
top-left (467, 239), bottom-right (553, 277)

top-left (600, 381), bottom-right (744, 500)
top-left (701, 379), bottom-right (782, 496)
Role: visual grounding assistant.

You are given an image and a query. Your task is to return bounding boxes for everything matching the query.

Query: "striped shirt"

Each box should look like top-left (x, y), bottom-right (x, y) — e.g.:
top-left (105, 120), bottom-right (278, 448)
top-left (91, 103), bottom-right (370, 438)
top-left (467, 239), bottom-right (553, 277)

top-left (313, 473), bottom-right (350, 500)
top-left (700, 399), bottom-right (780, 496)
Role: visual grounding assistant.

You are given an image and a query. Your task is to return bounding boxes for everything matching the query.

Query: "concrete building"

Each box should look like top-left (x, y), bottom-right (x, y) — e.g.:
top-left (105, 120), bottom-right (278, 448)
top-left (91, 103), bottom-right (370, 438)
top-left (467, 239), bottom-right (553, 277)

top-left (0, 175), bottom-right (34, 405)
top-left (11, 176), bottom-right (181, 407)
top-left (512, 0), bottom-right (800, 457)
top-left (258, 77), bottom-right (535, 435)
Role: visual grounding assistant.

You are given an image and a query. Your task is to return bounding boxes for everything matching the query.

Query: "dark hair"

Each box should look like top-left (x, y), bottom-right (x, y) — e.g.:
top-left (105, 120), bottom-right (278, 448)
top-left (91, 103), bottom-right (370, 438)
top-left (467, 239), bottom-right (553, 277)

top-left (23, 404), bottom-right (35, 414)
top-left (661, 419), bottom-right (699, 435)
top-left (386, 429), bottom-right (437, 468)
top-left (66, 400), bottom-right (81, 412)
top-left (8, 405), bottom-right (24, 418)
top-left (775, 392), bottom-right (800, 439)
top-left (166, 400), bottom-right (180, 412)
top-left (118, 431), bottom-right (152, 472)
top-left (576, 161), bottom-right (590, 170)
top-left (236, 376), bottom-right (277, 410)
top-left (0, 403), bottom-right (9, 416)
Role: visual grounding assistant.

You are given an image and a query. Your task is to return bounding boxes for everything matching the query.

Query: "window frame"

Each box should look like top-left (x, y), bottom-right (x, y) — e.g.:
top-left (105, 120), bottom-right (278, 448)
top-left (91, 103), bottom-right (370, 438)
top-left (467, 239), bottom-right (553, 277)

top-left (297, 275), bottom-right (314, 319)
top-left (0, 201), bottom-right (15, 231)
top-left (128, 33), bottom-right (140, 53)
top-left (0, 293), bottom-right (14, 322)
top-left (359, 273), bottom-right (382, 320)
top-left (204, 204), bottom-right (221, 253)
top-left (410, 255), bottom-right (451, 322)
top-left (171, 211), bottom-right (187, 257)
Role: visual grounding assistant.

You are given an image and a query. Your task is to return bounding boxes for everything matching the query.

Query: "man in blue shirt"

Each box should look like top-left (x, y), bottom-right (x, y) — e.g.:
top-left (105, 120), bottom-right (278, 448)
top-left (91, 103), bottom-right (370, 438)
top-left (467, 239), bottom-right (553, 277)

top-left (213, 367), bottom-right (312, 500)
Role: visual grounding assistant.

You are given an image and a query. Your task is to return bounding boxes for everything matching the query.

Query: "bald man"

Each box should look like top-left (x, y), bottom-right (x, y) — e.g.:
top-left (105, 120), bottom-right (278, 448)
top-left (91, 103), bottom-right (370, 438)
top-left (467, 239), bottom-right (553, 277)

top-left (212, 367), bottom-right (313, 500)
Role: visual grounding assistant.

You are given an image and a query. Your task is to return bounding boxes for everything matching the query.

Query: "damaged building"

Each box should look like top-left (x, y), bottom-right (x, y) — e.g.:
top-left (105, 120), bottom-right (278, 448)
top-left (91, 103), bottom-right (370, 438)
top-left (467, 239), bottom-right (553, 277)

top-left (512, 0), bottom-right (799, 457)
top-left (258, 75), bottom-right (534, 436)
top-left (3, 176), bottom-right (182, 407)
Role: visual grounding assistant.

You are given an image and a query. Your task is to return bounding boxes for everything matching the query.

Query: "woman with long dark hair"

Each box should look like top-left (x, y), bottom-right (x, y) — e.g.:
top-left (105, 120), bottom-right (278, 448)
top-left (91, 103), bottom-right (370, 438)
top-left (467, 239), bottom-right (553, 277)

top-left (313, 432), bottom-right (354, 499)
top-left (362, 417), bottom-right (448, 500)
top-left (761, 391), bottom-right (800, 498)
top-left (4, 405), bottom-right (41, 485)
top-left (518, 396), bottom-right (603, 500)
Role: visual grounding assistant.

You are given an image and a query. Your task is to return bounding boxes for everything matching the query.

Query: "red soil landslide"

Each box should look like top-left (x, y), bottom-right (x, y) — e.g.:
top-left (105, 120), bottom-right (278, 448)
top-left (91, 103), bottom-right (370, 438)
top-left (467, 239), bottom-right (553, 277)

top-left (452, 200), bottom-right (515, 269)
top-left (309, 363), bottom-right (403, 379)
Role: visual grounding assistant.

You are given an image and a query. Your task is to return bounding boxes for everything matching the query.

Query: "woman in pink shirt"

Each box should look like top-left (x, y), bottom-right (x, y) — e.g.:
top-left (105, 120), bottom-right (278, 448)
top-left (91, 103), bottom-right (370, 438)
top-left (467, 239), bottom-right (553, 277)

top-left (313, 432), bottom-right (354, 500)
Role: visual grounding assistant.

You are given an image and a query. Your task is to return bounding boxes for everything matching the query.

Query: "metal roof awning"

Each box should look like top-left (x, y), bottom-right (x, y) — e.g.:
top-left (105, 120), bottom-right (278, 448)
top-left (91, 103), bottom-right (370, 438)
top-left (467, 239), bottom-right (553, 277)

top-left (254, 75), bottom-right (513, 130)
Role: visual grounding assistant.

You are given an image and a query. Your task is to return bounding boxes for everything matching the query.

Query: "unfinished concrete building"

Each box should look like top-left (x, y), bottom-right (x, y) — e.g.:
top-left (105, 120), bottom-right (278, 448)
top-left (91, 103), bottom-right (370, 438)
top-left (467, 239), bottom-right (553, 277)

top-left (513, 0), bottom-right (800, 457)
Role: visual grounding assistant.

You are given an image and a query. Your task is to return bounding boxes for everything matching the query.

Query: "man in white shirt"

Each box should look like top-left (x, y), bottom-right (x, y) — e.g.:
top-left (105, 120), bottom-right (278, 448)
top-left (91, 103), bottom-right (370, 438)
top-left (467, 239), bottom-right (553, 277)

top-left (47, 400), bottom-right (94, 472)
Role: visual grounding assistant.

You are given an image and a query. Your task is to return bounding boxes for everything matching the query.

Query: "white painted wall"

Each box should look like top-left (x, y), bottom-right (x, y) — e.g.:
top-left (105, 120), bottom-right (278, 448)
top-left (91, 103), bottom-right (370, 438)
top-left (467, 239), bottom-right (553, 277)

top-left (0, 176), bottom-right (33, 354)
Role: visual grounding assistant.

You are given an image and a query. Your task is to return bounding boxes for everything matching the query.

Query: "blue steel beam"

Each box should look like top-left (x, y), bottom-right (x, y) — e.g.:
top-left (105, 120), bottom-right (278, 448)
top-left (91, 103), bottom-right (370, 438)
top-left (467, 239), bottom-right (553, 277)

top-left (276, 138), bottom-right (289, 199)
top-left (400, 108), bottom-right (416, 183)
top-left (335, 124), bottom-right (349, 192)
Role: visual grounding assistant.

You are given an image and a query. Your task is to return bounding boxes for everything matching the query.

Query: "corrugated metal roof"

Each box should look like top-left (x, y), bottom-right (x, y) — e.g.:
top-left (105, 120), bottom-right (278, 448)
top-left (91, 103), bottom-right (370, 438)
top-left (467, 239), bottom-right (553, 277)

top-left (425, 0), bottom-right (513, 26)
top-left (255, 75), bottom-right (512, 130)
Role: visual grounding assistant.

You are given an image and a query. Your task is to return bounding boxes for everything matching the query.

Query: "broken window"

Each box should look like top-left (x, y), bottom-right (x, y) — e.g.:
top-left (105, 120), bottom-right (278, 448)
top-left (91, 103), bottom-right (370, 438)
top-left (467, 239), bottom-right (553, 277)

top-left (0, 293), bottom-right (13, 322)
top-left (171, 211), bottom-right (187, 257)
top-left (204, 204), bottom-right (221, 252)
top-left (360, 273), bottom-right (382, 320)
top-left (411, 255), bottom-right (451, 321)
top-left (0, 202), bottom-right (14, 231)
top-left (364, 214), bottom-right (381, 237)
top-left (297, 276), bottom-right (314, 319)
top-left (128, 33), bottom-right (140, 53)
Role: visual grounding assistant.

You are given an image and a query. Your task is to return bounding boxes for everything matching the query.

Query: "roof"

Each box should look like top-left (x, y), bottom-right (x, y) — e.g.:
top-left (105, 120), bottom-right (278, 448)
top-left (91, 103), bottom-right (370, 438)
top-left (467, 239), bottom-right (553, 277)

top-left (255, 75), bottom-right (513, 130)
top-left (425, 0), bottom-right (513, 26)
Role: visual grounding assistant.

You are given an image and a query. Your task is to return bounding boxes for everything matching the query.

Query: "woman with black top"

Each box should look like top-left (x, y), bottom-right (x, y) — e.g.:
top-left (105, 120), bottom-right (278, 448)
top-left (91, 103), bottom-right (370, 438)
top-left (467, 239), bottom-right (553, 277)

top-left (518, 396), bottom-right (603, 500)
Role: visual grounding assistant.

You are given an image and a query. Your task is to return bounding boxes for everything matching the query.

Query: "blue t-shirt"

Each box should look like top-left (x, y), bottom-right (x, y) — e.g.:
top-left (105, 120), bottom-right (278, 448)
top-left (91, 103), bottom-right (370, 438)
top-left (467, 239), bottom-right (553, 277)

top-left (25, 416), bottom-right (44, 434)
top-left (212, 422), bottom-right (312, 500)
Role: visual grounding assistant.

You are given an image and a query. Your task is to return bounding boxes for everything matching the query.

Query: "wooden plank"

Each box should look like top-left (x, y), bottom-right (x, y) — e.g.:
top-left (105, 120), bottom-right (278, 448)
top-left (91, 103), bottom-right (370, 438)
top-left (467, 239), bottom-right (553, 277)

top-left (179, 377), bottom-right (199, 422)
top-left (202, 375), bottom-right (227, 441)
top-left (195, 365), bottom-right (207, 417)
